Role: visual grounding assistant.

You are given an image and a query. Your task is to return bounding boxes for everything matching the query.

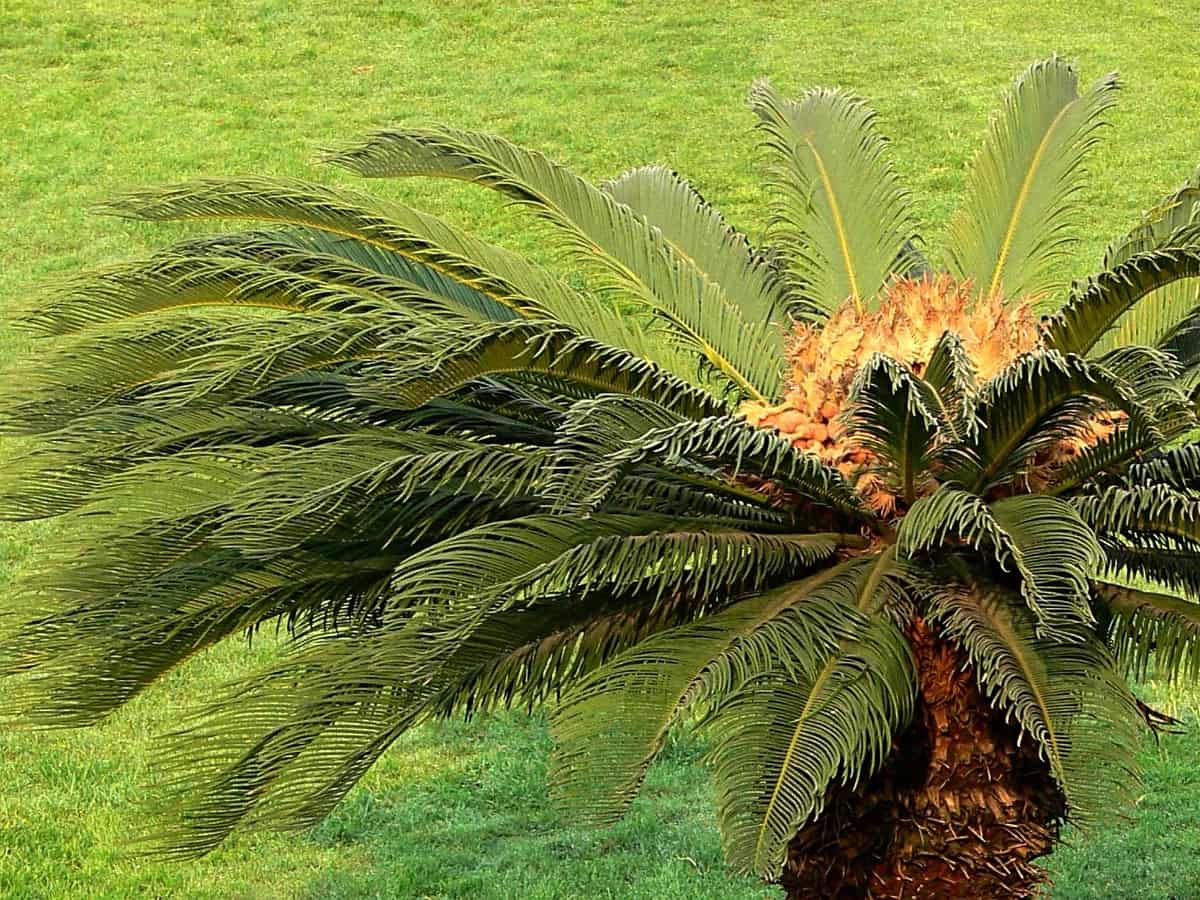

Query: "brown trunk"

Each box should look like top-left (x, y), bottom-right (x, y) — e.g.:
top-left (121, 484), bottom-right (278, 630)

top-left (779, 618), bottom-right (1066, 899)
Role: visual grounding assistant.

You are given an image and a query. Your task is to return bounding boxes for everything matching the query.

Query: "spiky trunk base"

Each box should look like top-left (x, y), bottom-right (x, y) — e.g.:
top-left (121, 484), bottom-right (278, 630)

top-left (780, 619), bottom-right (1066, 899)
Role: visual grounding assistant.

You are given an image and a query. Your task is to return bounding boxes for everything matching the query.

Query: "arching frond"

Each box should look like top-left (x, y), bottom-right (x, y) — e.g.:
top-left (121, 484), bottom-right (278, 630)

top-left (899, 488), bottom-right (1100, 635)
top-left (1073, 483), bottom-right (1200, 547)
top-left (578, 415), bottom-right (869, 521)
top-left (929, 580), bottom-right (1140, 826)
top-left (1094, 582), bottom-right (1200, 683)
top-left (748, 80), bottom-right (916, 313)
top-left (94, 177), bottom-right (708, 389)
top-left (1045, 247), bottom-right (1200, 356)
top-left (600, 165), bottom-right (787, 327)
top-left (946, 56), bottom-right (1117, 299)
top-left (548, 561), bottom-right (866, 829)
top-left (707, 593), bottom-right (914, 876)
top-left (388, 319), bottom-right (728, 417)
top-left (323, 127), bottom-right (784, 402)
top-left (956, 350), bottom-right (1159, 492)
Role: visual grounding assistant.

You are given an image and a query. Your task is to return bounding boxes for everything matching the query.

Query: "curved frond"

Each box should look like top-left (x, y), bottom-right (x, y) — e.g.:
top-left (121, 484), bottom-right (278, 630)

top-left (955, 350), bottom-right (1159, 492)
top-left (548, 560), bottom-right (865, 829)
top-left (1045, 247), bottom-right (1200, 355)
top-left (579, 416), bottom-right (869, 521)
top-left (708, 594), bottom-right (914, 876)
top-left (323, 127), bottom-right (784, 401)
top-left (1094, 582), bottom-right (1200, 682)
top-left (748, 80), bottom-right (916, 313)
top-left (929, 580), bottom-right (1140, 826)
top-left (601, 165), bottom-right (787, 327)
top-left (946, 56), bottom-right (1117, 299)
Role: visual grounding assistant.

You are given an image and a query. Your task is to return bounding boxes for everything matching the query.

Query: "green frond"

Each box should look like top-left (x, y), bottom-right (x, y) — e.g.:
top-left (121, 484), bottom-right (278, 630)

top-left (748, 80), bottom-right (917, 313)
top-left (578, 415), bottom-right (869, 521)
top-left (1103, 167), bottom-right (1200, 269)
top-left (1123, 442), bottom-right (1200, 492)
top-left (1045, 247), bottom-right (1200, 355)
top-left (956, 349), bottom-right (1160, 492)
top-left (323, 127), bottom-right (784, 402)
top-left (989, 494), bottom-right (1102, 633)
top-left (921, 330), bottom-right (980, 440)
top-left (899, 487), bottom-right (1100, 635)
top-left (1094, 582), bottom-right (1200, 683)
top-left (929, 580), bottom-right (1140, 826)
top-left (600, 165), bottom-right (787, 327)
top-left (1073, 483), bottom-right (1200, 547)
top-left (95, 177), bottom-right (709, 389)
top-left (946, 56), bottom-right (1117, 300)
top-left (1098, 544), bottom-right (1200, 604)
top-left (706, 569), bottom-right (914, 876)
top-left (389, 319), bottom-right (727, 417)
top-left (843, 353), bottom-right (942, 503)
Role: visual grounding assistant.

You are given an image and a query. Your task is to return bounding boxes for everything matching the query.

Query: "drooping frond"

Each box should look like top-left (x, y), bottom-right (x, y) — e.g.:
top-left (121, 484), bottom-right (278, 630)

top-left (899, 488), bottom-right (1099, 635)
top-left (707, 588), bottom-right (914, 876)
top-left (322, 127), bottom-right (784, 401)
top-left (1094, 582), bottom-right (1200, 682)
top-left (946, 56), bottom-right (1117, 300)
top-left (548, 561), bottom-right (867, 829)
top-left (748, 80), bottom-right (917, 314)
top-left (386, 319), bottom-right (727, 417)
top-left (928, 580), bottom-right (1140, 826)
top-left (94, 177), bottom-right (708, 390)
top-left (1073, 483), bottom-right (1200, 547)
top-left (576, 415), bottom-right (870, 520)
top-left (988, 494), bottom-right (1102, 633)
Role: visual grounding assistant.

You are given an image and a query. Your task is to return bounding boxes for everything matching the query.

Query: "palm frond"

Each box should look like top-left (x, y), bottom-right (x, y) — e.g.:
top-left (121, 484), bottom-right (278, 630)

top-left (578, 416), bottom-right (870, 521)
top-left (842, 353), bottom-right (943, 503)
top-left (323, 127), bottom-right (784, 402)
top-left (946, 56), bottom-right (1117, 300)
top-left (899, 487), bottom-right (1100, 635)
top-left (707, 584), bottom-right (914, 876)
top-left (929, 579), bottom-right (1140, 826)
top-left (1045, 247), bottom-right (1200, 355)
top-left (955, 350), bottom-right (1159, 492)
top-left (600, 165), bottom-right (787, 327)
top-left (1094, 582), bottom-right (1200, 683)
top-left (748, 80), bottom-right (916, 314)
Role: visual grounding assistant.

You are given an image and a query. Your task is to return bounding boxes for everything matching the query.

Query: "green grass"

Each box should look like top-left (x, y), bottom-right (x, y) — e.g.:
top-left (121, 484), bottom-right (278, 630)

top-left (3, 1), bottom-right (1200, 896)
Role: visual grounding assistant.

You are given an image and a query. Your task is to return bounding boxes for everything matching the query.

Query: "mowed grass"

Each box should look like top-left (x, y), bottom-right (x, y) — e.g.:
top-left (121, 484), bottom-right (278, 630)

top-left (3, 1), bottom-right (1200, 897)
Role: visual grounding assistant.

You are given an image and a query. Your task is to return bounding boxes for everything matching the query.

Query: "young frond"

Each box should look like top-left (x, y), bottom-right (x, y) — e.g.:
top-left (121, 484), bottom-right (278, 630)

top-left (748, 80), bottom-right (917, 313)
top-left (945, 56), bottom-right (1117, 300)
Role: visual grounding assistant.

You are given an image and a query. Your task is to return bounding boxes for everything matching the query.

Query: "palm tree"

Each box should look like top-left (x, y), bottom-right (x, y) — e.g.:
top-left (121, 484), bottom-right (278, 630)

top-left (4, 55), bottom-right (1200, 898)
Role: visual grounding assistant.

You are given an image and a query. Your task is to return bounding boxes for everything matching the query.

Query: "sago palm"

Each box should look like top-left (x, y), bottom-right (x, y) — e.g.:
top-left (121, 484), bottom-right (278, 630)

top-left (5, 56), bottom-right (1200, 898)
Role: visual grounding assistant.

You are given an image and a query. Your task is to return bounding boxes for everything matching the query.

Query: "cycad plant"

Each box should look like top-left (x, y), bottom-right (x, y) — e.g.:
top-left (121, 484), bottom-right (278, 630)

top-left (5, 56), bottom-right (1200, 898)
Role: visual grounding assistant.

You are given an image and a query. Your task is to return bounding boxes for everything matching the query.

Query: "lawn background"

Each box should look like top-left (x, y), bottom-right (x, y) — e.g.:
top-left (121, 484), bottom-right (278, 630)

top-left (3, 1), bottom-right (1200, 897)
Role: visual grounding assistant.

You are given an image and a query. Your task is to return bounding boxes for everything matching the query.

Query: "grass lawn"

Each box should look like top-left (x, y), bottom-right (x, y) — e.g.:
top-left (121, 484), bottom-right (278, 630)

top-left (4, 1), bottom-right (1200, 896)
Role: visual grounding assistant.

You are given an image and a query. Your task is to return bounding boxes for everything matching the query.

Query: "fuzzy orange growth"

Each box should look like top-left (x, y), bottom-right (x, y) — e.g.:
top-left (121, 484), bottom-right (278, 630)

top-left (742, 275), bottom-right (1043, 512)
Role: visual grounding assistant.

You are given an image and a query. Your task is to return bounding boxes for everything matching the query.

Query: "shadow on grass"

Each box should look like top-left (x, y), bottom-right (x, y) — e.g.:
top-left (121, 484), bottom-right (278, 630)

top-left (297, 714), bottom-right (777, 900)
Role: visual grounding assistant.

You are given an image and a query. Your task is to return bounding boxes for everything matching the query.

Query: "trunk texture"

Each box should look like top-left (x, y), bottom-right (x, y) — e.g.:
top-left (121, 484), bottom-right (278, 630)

top-left (779, 618), bottom-right (1066, 899)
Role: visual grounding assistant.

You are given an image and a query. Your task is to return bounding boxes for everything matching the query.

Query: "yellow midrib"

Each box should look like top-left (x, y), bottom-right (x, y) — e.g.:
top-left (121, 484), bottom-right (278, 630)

top-left (751, 548), bottom-right (893, 868)
top-left (987, 99), bottom-right (1076, 298)
top-left (803, 134), bottom-right (860, 310)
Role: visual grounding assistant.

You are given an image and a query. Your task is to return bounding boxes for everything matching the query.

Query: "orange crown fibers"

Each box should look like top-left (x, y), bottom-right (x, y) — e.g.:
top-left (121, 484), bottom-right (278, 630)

top-left (739, 275), bottom-right (1115, 512)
